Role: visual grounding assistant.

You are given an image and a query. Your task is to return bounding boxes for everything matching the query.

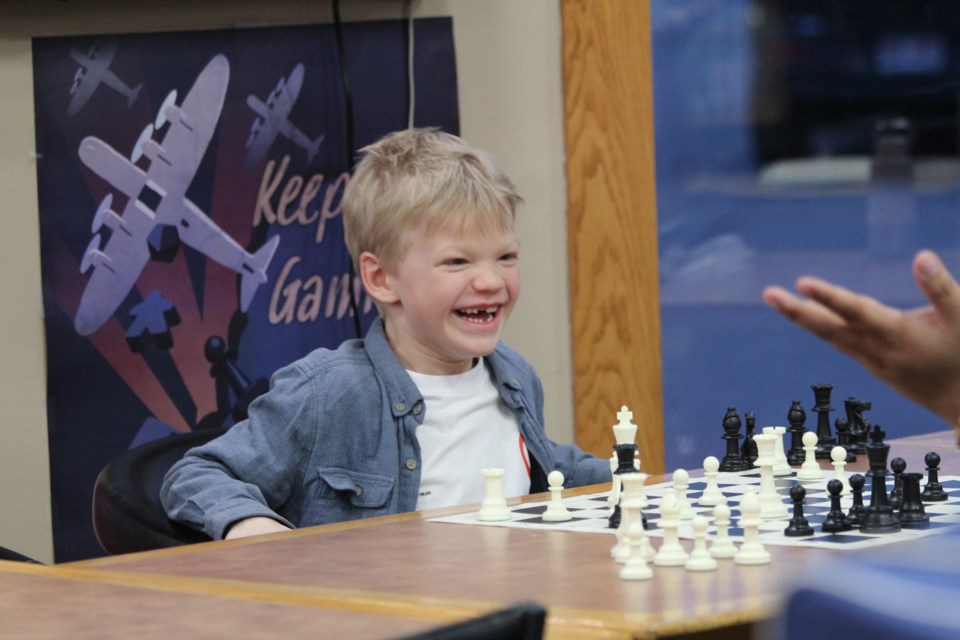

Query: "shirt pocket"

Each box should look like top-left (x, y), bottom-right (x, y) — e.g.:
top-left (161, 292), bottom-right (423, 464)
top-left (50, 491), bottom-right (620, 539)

top-left (315, 467), bottom-right (394, 509)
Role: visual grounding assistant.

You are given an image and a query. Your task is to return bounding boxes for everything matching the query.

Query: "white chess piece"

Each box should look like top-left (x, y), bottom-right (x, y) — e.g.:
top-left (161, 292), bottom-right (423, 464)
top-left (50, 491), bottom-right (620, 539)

top-left (797, 431), bottom-right (825, 481)
top-left (478, 468), bottom-right (510, 521)
top-left (733, 490), bottom-right (771, 565)
top-left (684, 515), bottom-right (718, 572)
top-left (672, 468), bottom-right (695, 520)
top-left (753, 433), bottom-right (788, 519)
top-left (653, 494), bottom-right (689, 566)
top-left (698, 456), bottom-right (727, 507)
top-left (542, 470), bottom-right (572, 522)
top-left (612, 405), bottom-right (638, 445)
top-left (831, 446), bottom-right (851, 496)
top-left (709, 503), bottom-right (737, 559)
top-left (607, 453), bottom-right (620, 517)
top-left (620, 519), bottom-right (654, 581)
top-left (613, 471), bottom-right (646, 562)
top-left (764, 426), bottom-right (792, 476)
top-left (618, 472), bottom-right (653, 580)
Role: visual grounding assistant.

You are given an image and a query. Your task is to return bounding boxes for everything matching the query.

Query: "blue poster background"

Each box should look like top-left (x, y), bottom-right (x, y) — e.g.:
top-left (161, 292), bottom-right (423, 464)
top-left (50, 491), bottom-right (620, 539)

top-left (32, 19), bottom-right (458, 561)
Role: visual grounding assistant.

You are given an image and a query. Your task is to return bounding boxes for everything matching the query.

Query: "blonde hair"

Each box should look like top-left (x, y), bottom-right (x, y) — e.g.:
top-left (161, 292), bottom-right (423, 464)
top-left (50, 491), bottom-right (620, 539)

top-left (342, 128), bottom-right (523, 270)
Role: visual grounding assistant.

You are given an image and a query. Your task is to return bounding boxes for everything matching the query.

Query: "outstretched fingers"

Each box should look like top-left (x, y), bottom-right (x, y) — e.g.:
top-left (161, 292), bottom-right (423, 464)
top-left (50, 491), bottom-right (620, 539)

top-left (792, 277), bottom-right (901, 343)
top-left (914, 250), bottom-right (960, 327)
top-left (762, 284), bottom-right (848, 339)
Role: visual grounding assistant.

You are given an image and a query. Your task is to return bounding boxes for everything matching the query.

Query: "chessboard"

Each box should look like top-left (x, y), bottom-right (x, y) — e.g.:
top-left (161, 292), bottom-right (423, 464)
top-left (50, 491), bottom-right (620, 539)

top-left (430, 471), bottom-right (960, 551)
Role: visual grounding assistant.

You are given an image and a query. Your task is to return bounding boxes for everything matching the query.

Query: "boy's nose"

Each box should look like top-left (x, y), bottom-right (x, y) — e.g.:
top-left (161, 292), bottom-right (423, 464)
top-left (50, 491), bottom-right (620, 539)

top-left (473, 264), bottom-right (505, 290)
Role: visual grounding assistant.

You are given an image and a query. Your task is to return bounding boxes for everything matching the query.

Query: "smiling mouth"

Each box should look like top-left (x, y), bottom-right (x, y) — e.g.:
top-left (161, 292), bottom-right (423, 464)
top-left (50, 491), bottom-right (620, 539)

top-left (455, 306), bottom-right (500, 324)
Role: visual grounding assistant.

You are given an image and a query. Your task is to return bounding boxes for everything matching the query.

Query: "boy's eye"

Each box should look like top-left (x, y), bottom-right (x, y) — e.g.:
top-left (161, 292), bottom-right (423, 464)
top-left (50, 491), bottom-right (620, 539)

top-left (499, 253), bottom-right (519, 263)
top-left (446, 258), bottom-right (468, 266)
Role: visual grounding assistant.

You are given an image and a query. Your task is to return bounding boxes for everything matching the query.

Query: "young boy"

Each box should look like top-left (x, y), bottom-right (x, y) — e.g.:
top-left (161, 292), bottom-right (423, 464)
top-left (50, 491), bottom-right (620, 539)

top-left (161, 128), bottom-right (611, 540)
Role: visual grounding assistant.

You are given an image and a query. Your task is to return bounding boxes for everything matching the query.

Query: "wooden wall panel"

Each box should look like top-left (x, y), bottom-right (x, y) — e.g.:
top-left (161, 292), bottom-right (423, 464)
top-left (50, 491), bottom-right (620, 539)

top-left (561, 0), bottom-right (664, 473)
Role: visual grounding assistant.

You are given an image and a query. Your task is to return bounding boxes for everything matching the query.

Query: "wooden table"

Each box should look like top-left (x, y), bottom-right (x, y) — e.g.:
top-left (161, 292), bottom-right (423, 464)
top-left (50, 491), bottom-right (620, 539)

top-left (66, 430), bottom-right (960, 640)
top-left (0, 559), bottom-right (446, 639)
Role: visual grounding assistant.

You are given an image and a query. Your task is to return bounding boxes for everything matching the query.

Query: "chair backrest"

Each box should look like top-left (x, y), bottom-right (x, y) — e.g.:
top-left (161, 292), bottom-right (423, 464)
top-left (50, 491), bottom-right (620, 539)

top-left (0, 545), bottom-right (43, 564)
top-left (92, 428), bottom-right (227, 555)
top-left (396, 603), bottom-right (547, 640)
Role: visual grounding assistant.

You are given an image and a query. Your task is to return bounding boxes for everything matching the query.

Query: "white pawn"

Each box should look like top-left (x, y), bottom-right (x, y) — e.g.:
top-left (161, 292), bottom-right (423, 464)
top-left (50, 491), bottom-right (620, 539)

top-left (478, 468), bottom-right (511, 521)
top-left (709, 503), bottom-right (737, 559)
top-left (734, 490), bottom-right (771, 566)
top-left (797, 431), bottom-right (825, 481)
top-left (620, 519), bottom-right (654, 581)
top-left (698, 456), bottom-right (727, 507)
top-left (672, 468), bottom-right (695, 520)
top-left (542, 470), bottom-right (572, 521)
top-left (653, 494), bottom-right (689, 566)
top-left (764, 426), bottom-right (792, 476)
top-left (684, 515), bottom-right (718, 572)
top-left (831, 446), bottom-right (851, 496)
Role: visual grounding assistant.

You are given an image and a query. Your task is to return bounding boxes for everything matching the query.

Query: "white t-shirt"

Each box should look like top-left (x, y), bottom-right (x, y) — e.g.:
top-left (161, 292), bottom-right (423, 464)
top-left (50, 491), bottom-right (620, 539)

top-left (408, 358), bottom-right (530, 511)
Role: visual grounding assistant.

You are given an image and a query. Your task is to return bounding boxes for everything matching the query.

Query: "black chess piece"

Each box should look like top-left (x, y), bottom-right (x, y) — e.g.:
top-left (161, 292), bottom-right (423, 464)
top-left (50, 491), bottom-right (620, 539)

top-left (822, 479), bottom-right (852, 533)
top-left (899, 473), bottom-right (930, 527)
top-left (889, 457), bottom-right (906, 509)
top-left (608, 443), bottom-right (638, 529)
top-left (785, 401), bottom-right (807, 466)
top-left (846, 473), bottom-right (867, 526)
top-left (719, 407), bottom-right (749, 472)
top-left (844, 397), bottom-right (872, 455)
top-left (784, 485), bottom-right (814, 537)
top-left (811, 384), bottom-right (837, 460)
top-left (741, 412), bottom-right (759, 469)
top-left (921, 452), bottom-right (949, 502)
top-left (834, 417), bottom-right (857, 463)
top-left (859, 425), bottom-right (901, 534)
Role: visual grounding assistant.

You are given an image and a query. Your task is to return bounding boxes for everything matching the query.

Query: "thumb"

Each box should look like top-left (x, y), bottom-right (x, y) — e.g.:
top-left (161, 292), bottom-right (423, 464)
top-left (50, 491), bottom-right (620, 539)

top-left (915, 250), bottom-right (960, 324)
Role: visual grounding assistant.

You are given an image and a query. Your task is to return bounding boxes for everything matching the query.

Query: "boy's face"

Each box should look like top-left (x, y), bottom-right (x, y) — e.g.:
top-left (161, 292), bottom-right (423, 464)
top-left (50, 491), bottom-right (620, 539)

top-left (379, 223), bottom-right (520, 375)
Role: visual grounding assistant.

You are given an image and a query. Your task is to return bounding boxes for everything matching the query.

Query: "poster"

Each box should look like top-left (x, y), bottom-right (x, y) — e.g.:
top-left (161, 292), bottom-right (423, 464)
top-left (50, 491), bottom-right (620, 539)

top-left (32, 19), bottom-right (458, 561)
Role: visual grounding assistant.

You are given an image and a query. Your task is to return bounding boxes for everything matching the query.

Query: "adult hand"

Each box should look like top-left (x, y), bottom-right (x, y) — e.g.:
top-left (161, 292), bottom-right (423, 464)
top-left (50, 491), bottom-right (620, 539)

top-left (763, 250), bottom-right (960, 431)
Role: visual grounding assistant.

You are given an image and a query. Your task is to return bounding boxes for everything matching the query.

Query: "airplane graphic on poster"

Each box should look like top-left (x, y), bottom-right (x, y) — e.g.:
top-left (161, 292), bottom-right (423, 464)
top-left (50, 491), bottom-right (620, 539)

top-left (75, 54), bottom-right (280, 337)
top-left (68, 40), bottom-right (142, 117)
top-left (243, 63), bottom-right (324, 170)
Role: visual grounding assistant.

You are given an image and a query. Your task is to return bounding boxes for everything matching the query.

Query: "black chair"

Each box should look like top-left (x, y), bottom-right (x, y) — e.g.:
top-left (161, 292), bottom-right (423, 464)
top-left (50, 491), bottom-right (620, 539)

top-left (92, 428), bottom-right (226, 554)
top-left (396, 603), bottom-right (546, 640)
top-left (0, 545), bottom-right (43, 564)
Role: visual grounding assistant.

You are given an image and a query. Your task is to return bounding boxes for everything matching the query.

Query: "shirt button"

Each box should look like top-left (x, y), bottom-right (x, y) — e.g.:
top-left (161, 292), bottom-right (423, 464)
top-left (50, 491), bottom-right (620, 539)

top-left (354, 486), bottom-right (363, 497)
top-left (395, 402), bottom-right (406, 412)
top-left (405, 458), bottom-right (417, 470)
top-left (413, 403), bottom-right (422, 415)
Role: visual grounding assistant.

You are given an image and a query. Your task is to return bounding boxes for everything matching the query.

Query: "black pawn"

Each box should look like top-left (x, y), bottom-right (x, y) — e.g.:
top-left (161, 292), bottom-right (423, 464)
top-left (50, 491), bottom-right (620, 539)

top-left (846, 474), bottom-right (866, 526)
top-left (784, 485), bottom-right (814, 537)
top-left (719, 407), bottom-right (749, 472)
top-left (822, 479), bottom-right (852, 533)
top-left (607, 443), bottom-right (638, 529)
top-left (889, 457), bottom-right (906, 509)
top-left (834, 417), bottom-right (857, 463)
top-left (899, 473), bottom-right (930, 527)
top-left (741, 412), bottom-right (759, 468)
top-left (786, 401), bottom-right (807, 466)
top-left (921, 452), bottom-right (949, 502)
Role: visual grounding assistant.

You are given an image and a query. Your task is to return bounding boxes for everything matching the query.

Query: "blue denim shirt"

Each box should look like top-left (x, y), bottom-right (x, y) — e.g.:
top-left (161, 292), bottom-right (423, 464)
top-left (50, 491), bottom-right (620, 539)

top-left (161, 319), bottom-right (611, 539)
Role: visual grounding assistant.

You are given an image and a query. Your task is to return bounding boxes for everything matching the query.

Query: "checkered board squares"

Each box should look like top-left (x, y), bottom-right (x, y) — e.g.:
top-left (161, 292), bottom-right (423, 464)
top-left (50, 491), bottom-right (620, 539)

top-left (428, 472), bottom-right (960, 551)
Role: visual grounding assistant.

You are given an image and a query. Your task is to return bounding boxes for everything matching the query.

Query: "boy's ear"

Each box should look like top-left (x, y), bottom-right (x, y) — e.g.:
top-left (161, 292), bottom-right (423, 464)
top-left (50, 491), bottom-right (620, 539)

top-left (358, 251), bottom-right (400, 305)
